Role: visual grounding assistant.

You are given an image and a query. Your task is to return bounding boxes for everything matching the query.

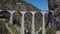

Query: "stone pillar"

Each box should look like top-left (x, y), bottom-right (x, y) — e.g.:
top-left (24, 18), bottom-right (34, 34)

top-left (20, 11), bottom-right (26, 34)
top-left (41, 12), bottom-right (46, 34)
top-left (31, 11), bottom-right (36, 34)
top-left (8, 11), bottom-right (15, 24)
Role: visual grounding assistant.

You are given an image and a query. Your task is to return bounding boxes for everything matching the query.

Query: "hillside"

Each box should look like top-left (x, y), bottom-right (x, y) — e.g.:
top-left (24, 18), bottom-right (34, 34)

top-left (0, 0), bottom-right (41, 11)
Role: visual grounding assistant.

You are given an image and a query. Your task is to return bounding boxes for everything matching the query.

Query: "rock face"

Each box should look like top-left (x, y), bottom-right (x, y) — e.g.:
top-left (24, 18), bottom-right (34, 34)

top-left (48, 0), bottom-right (60, 30)
top-left (0, 0), bottom-right (40, 11)
top-left (48, 0), bottom-right (60, 17)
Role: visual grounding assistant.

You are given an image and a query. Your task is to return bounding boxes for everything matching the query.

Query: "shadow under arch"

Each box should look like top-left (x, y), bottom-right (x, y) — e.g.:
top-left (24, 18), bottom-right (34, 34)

top-left (13, 11), bottom-right (22, 27)
top-left (24, 11), bottom-right (32, 34)
top-left (0, 10), bottom-right (10, 20)
top-left (35, 11), bottom-right (43, 34)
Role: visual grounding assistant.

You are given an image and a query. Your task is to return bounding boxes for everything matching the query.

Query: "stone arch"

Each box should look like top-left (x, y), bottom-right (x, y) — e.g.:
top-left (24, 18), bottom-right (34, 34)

top-left (0, 10), bottom-right (10, 20)
top-left (13, 11), bottom-right (22, 27)
top-left (35, 11), bottom-right (43, 34)
top-left (24, 11), bottom-right (32, 34)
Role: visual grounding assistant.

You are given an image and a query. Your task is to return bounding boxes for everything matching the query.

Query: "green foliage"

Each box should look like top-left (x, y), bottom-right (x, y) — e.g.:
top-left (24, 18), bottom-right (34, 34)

top-left (45, 27), bottom-right (57, 34)
top-left (14, 12), bottom-right (21, 20)
top-left (15, 31), bottom-right (20, 34)
top-left (35, 12), bottom-right (42, 32)
top-left (24, 12), bottom-right (32, 32)
top-left (13, 11), bottom-right (22, 26)
top-left (0, 20), bottom-right (10, 34)
top-left (8, 23), bottom-right (21, 34)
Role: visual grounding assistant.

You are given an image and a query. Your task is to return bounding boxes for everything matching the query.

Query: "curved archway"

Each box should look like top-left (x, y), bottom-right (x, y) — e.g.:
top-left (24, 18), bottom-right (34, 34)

top-left (13, 11), bottom-right (22, 26)
top-left (35, 11), bottom-right (43, 34)
top-left (0, 10), bottom-right (10, 20)
top-left (24, 11), bottom-right (32, 34)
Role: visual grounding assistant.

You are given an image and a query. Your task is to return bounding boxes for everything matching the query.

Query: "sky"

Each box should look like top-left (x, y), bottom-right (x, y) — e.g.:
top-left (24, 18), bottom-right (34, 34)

top-left (25, 0), bottom-right (48, 10)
